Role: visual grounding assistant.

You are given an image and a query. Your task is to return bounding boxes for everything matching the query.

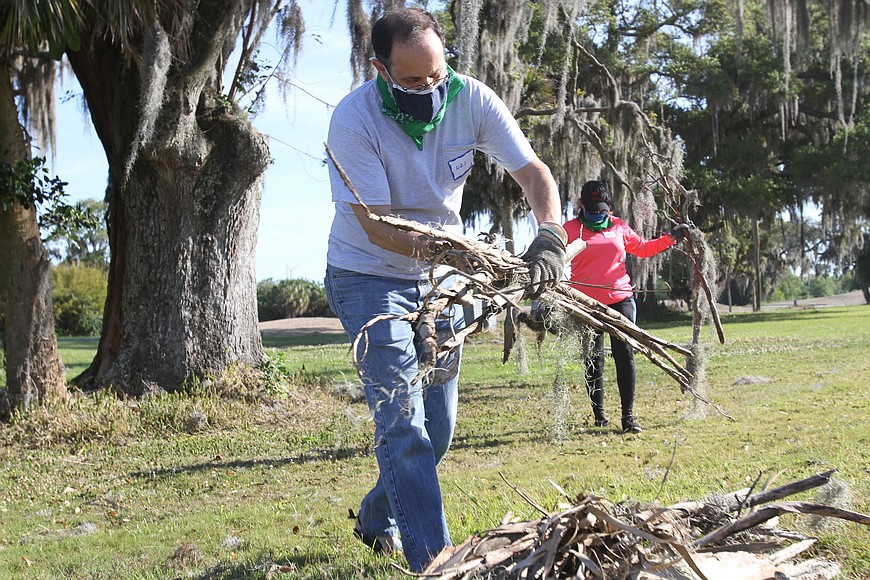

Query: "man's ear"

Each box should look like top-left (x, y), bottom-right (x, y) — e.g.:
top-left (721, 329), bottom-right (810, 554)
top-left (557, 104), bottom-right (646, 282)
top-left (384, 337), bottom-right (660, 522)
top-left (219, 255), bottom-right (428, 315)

top-left (370, 57), bottom-right (388, 80)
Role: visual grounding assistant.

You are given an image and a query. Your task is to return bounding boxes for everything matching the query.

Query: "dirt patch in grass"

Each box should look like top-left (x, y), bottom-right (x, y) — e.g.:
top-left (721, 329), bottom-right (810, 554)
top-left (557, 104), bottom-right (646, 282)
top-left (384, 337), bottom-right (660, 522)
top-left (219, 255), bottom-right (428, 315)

top-left (258, 316), bottom-right (345, 337)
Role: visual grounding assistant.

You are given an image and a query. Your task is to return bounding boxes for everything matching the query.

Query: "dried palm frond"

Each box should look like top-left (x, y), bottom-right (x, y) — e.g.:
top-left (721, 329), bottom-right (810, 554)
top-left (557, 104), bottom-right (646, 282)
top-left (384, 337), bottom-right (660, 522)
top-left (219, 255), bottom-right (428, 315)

top-left (408, 469), bottom-right (869, 579)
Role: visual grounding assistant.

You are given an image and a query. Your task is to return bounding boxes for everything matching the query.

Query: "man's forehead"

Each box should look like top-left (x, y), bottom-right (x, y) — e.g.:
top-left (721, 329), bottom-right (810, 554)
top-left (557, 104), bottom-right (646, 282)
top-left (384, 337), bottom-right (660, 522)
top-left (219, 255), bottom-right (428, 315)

top-left (388, 51), bottom-right (446, 76)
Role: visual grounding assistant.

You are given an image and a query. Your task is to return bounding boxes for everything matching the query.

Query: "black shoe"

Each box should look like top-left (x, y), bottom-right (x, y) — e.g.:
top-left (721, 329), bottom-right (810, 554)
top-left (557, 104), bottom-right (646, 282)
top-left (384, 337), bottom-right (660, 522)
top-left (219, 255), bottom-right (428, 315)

top-left (349, 509), bottom-right (403, 555)
top-left (620, 417), bottom-right (643, 434)
top-left (593, 418), bottom-right (610, 427)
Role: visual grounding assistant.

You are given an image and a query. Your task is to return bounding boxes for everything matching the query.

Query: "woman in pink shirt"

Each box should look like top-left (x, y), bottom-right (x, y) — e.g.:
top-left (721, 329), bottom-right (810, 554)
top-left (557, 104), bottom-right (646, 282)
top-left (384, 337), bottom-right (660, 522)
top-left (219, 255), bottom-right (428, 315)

top-left (564, 180), bottom-right (687, 433)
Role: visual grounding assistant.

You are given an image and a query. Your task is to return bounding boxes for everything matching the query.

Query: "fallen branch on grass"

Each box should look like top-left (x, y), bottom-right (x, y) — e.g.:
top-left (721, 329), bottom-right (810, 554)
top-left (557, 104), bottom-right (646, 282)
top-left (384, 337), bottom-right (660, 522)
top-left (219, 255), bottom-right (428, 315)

top-left (402, 469), bottom-right (867, 579)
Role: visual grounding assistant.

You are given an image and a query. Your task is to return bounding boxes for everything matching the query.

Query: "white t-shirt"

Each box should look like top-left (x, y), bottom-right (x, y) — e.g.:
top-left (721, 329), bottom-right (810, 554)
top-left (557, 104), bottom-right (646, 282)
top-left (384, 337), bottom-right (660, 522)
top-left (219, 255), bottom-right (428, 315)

top-left (326, 74), bottom-right (536, 279)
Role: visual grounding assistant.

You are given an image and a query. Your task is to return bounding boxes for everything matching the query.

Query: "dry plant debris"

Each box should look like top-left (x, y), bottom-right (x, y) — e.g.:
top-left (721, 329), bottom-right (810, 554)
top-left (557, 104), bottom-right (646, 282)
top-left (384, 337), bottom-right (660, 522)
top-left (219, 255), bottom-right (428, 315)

top-left (325, 143), bottom-right (719, 410)
top-left (404, 470), bottom-right (869, 579)
top-left (346, 209), bottom-right (720, 414)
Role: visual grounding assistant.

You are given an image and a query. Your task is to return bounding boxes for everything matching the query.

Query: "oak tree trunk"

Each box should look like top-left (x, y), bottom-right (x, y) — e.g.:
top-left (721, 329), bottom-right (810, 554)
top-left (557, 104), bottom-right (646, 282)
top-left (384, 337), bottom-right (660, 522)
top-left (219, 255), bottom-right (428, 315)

top-left (0, 59), bottom-right (67, 417)
top-left (68, 2), bottom-right (267, 394)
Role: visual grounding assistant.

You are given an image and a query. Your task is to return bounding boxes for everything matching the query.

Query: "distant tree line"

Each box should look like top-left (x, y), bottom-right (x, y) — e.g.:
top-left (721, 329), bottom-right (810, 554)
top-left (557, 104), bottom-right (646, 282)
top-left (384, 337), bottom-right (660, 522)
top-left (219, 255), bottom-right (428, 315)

top-left (6, 193), bottom-right (330, 336)
top-left (28, 269), bottom-right (332, 338)
top-left (256, 278), bottom-right (332, 321)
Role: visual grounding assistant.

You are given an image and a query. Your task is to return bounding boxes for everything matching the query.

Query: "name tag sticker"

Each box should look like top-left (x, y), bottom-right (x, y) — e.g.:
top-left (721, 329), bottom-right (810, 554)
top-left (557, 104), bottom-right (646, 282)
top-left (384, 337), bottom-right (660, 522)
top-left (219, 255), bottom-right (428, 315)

top-left (448, 150), bottom-right (475, 180)
top-left (603, 230), bottom-right (617, 238)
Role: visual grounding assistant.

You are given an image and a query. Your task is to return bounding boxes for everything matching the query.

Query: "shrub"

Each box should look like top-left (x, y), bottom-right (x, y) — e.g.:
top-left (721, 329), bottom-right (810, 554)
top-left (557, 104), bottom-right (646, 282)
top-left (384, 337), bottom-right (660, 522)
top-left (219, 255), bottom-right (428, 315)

top-left (257, 278), bottom-right (280, 321)
top-left (806, 275), bottom-right (836, 298)
top-left (770, 273), bottom-right (805, 302)
top-left (306, 281), bottom-right (332, 317)
top-left (257, 278), bottom-right (332, 321)
top-left (52, 263), bottom-right (107, 336)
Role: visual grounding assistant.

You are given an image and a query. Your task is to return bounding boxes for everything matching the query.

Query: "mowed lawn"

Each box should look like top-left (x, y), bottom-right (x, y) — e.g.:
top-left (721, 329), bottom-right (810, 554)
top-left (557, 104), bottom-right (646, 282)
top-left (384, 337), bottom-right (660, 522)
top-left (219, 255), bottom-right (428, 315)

top-left (0, 304), bottom-right (868, 579)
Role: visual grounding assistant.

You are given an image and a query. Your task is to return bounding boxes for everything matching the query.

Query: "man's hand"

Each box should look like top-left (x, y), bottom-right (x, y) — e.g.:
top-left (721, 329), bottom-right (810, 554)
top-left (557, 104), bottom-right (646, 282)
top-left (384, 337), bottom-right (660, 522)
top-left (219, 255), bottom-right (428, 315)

top-left (522, 223), bottom-right (566, 297)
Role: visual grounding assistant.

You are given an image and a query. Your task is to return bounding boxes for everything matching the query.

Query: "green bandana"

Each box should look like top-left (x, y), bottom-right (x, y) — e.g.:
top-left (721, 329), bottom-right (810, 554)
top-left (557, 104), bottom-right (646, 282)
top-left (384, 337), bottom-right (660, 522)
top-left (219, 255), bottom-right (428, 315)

top-left (580, 215), bottom-right (613, 232)
top-left (377, 64), bottom-right (466, 151)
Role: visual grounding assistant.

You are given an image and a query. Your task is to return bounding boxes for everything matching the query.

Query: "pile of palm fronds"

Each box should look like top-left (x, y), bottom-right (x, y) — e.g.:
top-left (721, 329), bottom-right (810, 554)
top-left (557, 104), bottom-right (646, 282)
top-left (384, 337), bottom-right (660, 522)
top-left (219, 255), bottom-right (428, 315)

top-left (410, 470), bottom-right (869, 579)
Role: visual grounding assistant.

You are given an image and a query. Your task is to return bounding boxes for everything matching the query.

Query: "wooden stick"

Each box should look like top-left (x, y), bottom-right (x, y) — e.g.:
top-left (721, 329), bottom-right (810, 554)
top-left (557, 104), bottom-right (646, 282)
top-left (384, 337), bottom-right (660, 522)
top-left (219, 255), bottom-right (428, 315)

top-left (737, 470), bottom-right (836, 510)
top-left (638, 470), bottom-right (837, 524)
top-left (694, 501), bottom-right (870, 548)
top-left (683, 228), bottom-right (725, 344)
top-left (499, 472), bottom-right (549, 517)
top-left (639, 133), bottom-right (725, 344)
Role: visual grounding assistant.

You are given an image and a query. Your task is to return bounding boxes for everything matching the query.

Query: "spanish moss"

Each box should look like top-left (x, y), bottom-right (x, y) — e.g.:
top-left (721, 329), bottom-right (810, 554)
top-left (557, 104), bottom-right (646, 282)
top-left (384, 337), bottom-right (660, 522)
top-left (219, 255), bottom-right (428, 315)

top-left (124, 23), bottom-right (170, 185)
top-left (12, 51), bottom-right (57, 160)
top-left (454, 0), bottom-right (482, 73)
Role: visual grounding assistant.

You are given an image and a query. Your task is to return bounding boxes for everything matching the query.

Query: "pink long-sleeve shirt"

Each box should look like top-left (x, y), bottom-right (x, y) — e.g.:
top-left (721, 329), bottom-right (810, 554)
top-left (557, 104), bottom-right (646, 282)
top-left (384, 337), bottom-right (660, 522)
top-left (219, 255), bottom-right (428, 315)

top-left (564, 216), bottom-right (675, 305)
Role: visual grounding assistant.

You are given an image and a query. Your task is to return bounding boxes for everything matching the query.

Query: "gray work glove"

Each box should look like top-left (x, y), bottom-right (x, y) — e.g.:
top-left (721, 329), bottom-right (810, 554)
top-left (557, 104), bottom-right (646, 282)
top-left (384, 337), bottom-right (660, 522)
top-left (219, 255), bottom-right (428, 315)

top-left (522, 231), bottom-right (566, 298)
top-left (670, 223), bottom-right (691, 242)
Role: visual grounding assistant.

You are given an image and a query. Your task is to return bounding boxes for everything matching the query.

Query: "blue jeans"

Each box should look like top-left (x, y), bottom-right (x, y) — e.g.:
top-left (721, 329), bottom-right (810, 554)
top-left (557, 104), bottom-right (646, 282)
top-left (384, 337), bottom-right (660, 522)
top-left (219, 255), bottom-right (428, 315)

top-left (324, 265), bottom-right (463, 571)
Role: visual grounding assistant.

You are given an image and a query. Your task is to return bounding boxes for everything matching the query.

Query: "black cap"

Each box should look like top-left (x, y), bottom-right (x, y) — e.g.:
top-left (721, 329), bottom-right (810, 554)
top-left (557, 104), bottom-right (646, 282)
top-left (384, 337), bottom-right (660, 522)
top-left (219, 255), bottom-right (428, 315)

top-left (580, 180), bottom-right (611, 212)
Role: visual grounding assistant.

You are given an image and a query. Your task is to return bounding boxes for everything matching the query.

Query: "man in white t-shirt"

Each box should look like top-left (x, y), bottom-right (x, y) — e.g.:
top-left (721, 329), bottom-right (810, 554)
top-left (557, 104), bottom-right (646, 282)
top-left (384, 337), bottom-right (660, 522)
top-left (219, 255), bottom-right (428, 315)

top-left (324, 7), bottom-right (566, 572)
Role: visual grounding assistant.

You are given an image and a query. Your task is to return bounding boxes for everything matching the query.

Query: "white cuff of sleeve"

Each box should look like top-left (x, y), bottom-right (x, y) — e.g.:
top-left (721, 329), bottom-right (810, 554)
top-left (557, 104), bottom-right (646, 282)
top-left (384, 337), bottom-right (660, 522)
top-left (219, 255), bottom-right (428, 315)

top-left (538, 221), bottom-right (568, 246)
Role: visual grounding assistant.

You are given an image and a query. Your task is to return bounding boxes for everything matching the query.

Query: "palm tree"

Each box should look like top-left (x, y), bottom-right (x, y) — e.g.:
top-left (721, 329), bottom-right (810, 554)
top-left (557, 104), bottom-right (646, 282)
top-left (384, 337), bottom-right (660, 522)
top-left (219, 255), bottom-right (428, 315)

top-left (0, 1), bottom-right (81, 415)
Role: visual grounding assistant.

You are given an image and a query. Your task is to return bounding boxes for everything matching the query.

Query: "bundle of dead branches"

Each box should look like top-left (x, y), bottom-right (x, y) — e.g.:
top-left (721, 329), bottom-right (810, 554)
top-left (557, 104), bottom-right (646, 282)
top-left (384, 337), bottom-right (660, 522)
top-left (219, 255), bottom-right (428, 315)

top-left (325, 144), bottom-right (717, 409)
top-left (409, 469), bottom-right (869, 579)
top-left (346, 209), bottom-right (717, 407)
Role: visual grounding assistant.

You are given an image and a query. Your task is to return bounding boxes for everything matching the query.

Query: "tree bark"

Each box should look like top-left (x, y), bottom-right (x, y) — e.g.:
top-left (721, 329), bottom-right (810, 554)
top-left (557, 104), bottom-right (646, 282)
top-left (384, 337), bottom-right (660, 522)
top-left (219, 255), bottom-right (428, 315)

top-left (752, 215), bottom-right (761, 311)
top-left (0, 59), bottom-right (67, 417)
top-left (67, 2), bottom-right (267, 394)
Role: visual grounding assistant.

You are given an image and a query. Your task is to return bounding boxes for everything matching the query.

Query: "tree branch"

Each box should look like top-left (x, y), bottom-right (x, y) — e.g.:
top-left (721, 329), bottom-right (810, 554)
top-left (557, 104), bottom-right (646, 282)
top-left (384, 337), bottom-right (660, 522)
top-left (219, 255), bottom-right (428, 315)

top-left (694, 501), bottom-right (870, 549)
top-left (227, 2), bottom-right (258, 103)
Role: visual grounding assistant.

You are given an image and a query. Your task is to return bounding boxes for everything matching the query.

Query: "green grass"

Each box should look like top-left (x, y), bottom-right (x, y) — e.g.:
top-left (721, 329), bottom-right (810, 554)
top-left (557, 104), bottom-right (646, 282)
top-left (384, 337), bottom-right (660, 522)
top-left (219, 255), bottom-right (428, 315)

top-left (58, 336), bottom-right (100, 381)
top-left (1, 306), bottom-right (868, 578)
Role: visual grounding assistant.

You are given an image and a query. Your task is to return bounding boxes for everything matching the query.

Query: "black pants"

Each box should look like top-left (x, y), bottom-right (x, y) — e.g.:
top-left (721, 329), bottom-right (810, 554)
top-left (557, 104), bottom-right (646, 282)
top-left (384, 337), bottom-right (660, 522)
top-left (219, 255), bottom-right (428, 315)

top-left (585, 297), bottom-right (636, 421)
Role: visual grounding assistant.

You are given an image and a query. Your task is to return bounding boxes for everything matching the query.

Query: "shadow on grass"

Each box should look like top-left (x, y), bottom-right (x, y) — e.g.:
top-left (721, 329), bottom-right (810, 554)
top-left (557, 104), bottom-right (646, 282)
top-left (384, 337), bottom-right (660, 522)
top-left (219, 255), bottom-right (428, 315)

top-left (642, 304), bottom-right (867, 332)
top-left (712, 306), bottom-right (853, 325)
top-left (127, 424), bottom-right (585, 482)
top-left (458, 383), bottom-right (526, 404)
top-left (57, 336), bottom-right (100, 350)
top-left (129, 426), bottom-right (574, 480)
top-left (57, 334), bottom-right (348, 352)
top-left (128, 445), bottom-right (373, 480)
top-left (452, 420), bottom-right (622, 451)
top-left (194, 552), bottom-right (391, 580)
top-left (452, 432), bottom-right (527, 451)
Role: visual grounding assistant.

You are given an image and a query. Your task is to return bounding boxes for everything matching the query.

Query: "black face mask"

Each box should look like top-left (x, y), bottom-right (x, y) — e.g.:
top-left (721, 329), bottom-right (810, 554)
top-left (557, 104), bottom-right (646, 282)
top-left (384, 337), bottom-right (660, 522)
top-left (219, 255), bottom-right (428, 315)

top-left (391, 80), bottom-right (449, 123)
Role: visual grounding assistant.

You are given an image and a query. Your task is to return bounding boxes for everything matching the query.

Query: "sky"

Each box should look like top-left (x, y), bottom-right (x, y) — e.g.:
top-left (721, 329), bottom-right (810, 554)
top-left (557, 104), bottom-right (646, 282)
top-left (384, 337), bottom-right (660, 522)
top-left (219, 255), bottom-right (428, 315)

top-left (46, 1), bottom-right (534, 284)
